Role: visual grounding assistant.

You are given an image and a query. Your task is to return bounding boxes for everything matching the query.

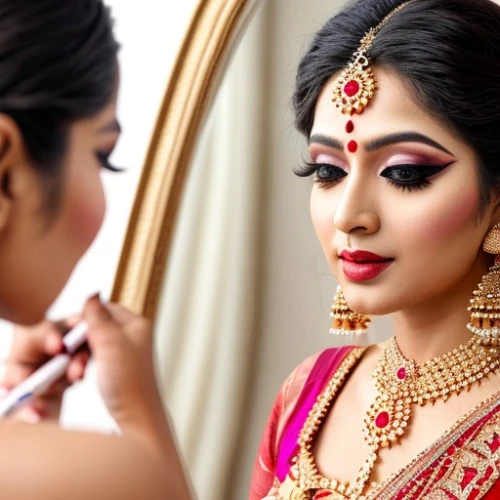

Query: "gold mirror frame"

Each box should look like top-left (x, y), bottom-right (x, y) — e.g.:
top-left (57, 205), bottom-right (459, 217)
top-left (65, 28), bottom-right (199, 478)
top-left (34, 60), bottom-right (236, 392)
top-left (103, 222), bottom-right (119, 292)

top-left (110, 0), bottom-right (262, 318)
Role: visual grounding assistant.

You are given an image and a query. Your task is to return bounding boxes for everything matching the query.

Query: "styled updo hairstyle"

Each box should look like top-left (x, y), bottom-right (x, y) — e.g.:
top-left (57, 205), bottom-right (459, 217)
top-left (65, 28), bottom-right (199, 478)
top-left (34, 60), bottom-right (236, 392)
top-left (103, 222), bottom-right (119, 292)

top-left (293, 0), bottom-right (500, 207)
top-left (0, 0), bottom-right (119, 208)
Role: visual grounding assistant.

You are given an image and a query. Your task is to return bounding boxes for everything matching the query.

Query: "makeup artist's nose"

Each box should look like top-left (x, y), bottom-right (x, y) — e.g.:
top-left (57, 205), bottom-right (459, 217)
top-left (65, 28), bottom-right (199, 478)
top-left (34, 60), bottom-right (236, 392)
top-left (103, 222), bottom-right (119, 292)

top-left (333, 177), bottom-right (380, 236)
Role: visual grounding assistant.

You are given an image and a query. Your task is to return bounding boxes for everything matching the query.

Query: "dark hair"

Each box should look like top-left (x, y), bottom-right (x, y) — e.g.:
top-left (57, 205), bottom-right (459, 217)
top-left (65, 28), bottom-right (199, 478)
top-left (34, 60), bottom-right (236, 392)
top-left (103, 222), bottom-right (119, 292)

top-left (293, 0), bottom-right (500, 206)
top-left (0, 0), bottom-right (119, 208)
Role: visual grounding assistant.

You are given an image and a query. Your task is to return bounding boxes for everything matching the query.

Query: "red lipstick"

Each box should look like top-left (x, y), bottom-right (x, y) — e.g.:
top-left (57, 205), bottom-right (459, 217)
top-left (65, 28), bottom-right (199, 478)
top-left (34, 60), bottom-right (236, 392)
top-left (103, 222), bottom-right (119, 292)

top-left (339, 249), bottom-right (393, 282)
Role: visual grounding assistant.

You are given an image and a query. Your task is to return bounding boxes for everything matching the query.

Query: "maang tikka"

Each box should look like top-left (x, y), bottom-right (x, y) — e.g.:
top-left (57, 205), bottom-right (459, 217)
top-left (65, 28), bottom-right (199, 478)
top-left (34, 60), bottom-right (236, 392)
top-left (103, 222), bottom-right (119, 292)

top-left (468, 224), bottom-right (500, 345)
top-left (332, 0), bottom-right (416, 115)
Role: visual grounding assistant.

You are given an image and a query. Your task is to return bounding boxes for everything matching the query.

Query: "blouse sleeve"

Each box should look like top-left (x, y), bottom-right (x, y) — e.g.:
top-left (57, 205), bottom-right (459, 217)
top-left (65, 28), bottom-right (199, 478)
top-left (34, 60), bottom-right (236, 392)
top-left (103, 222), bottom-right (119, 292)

top-left (248, 351), bottom-right (324, 500)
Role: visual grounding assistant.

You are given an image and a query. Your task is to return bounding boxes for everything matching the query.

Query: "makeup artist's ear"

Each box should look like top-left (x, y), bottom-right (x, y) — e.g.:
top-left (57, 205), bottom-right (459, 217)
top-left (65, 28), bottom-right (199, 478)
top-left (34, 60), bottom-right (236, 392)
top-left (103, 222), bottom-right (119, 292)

top-left (0, 114), bottom-right (30, 233)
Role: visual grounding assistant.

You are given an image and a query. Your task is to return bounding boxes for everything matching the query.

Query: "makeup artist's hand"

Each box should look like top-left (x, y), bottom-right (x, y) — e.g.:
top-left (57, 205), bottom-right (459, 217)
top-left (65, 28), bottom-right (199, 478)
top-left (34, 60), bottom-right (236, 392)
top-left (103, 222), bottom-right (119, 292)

top-left (0, 318), bottom-right (90, 423)
top-left (83, 295), bottom-right (169, 453)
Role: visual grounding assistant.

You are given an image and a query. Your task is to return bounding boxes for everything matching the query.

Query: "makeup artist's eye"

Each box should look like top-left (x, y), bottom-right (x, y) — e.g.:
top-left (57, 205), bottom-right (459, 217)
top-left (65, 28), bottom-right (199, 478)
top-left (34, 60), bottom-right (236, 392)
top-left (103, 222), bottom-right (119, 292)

top-left (294, 161), bottom-right (347, 188)
top-left (96, 151), bottom-right (123, 173)
top-left (380, 163), bottom-right (451, 192)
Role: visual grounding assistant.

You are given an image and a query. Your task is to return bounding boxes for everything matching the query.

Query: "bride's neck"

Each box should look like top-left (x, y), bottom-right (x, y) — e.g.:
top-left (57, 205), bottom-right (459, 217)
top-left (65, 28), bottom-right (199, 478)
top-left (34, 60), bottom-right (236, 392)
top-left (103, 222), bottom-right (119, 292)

top-left (391, 253), bottom-right (492, 364)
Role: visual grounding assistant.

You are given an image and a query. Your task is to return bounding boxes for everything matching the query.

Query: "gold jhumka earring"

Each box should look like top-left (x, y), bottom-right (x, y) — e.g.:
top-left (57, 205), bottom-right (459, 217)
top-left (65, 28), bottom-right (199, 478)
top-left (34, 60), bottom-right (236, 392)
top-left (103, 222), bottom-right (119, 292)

top-left (468, 223), bottom-right (500, 345)
top-left (330, 285), bottom-right (371, 336)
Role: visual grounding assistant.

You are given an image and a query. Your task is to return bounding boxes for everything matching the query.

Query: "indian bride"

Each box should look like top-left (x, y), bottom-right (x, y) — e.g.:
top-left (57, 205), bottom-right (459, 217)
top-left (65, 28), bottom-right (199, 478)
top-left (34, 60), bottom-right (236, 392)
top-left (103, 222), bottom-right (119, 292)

top-left (250, 0), bottom-right (500, 498)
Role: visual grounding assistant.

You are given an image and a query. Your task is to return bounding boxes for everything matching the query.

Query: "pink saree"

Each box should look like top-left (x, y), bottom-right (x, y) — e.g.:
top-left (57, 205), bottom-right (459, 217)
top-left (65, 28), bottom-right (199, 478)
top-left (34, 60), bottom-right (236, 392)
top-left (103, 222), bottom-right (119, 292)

top-left (250, 346), bottom-right (500, 500)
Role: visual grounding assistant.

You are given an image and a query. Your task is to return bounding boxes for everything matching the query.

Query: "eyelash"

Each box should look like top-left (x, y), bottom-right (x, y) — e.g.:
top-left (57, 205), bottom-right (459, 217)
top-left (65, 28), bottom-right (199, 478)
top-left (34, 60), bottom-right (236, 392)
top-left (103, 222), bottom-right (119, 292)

top-left (294, 162), bottom-right (451, 191)
top-left (96, 152), bottom-right (123, 173)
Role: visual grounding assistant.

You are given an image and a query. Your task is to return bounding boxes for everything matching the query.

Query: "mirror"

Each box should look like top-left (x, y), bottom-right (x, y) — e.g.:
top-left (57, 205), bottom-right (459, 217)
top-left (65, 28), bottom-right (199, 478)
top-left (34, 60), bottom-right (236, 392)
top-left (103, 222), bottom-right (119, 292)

top-left (111, 0), bottom-right (395, 498)
top-left (54, 1), bottom-right (203, 430)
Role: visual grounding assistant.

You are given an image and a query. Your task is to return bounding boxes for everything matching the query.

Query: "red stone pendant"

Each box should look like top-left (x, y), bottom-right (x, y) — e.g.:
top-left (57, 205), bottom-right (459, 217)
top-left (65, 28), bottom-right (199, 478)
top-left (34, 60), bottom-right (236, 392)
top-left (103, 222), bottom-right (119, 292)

top-left (375, 411), bottom-right (390, 429)
top-left (344, 80), bottom-right (360, 97)
top-left (397, 367), bottom-right (407, 380)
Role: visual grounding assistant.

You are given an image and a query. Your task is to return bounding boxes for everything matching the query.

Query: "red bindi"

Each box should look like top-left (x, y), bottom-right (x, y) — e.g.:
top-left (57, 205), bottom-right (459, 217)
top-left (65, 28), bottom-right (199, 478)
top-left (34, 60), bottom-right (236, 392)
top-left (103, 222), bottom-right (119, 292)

top-left (345, 120), bottom-right (354, 133)
top-left (347, 140), bottom-right (358, 153)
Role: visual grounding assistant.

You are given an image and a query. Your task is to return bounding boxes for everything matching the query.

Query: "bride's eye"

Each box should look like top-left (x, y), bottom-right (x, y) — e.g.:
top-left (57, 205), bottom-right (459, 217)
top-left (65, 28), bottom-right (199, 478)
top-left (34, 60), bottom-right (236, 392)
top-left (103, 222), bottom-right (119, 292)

top-left (380, 163), bottom-right (452, 192)
top-left (294, 161), bottom-right (347, 188)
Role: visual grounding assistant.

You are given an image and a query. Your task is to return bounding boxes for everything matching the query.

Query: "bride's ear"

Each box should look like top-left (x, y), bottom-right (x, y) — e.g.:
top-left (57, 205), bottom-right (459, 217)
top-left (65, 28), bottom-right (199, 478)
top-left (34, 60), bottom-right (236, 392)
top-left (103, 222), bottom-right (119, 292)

top-left (0, 114), bottom-right (35, 235)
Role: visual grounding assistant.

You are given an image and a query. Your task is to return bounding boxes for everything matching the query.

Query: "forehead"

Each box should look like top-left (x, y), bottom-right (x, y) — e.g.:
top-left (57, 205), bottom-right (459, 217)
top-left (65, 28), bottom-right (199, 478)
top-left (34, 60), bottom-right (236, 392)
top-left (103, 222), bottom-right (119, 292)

top-left (311, 68), bottom-right (457, 148)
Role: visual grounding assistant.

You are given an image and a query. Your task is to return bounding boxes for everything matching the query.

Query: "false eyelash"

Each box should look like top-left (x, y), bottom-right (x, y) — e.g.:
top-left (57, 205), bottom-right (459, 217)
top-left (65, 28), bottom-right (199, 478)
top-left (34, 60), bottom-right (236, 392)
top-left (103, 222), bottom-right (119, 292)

top-left (293, 161), bottom-right (319, 178)
top-left (294, 161), bottom-right (348, 189)
top-left (96, 152), bottom-right (124, 173)
top-left (385, 178), bottom-right (432, 192)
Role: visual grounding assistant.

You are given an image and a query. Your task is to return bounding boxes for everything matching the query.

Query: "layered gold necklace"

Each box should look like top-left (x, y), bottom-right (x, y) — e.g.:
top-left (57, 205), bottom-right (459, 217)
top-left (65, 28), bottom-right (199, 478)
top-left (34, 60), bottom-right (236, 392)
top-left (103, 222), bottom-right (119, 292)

top-left (278, 337), bottom-right (500, 500)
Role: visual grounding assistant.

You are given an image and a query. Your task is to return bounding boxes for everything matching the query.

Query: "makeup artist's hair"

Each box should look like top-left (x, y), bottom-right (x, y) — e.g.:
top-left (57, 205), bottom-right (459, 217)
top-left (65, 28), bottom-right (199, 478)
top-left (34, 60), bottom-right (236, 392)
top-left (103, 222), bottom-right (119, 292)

top-left (0, 0), bottom-right (119, 208)
top-left (293, 0), bottom-right (500, 207)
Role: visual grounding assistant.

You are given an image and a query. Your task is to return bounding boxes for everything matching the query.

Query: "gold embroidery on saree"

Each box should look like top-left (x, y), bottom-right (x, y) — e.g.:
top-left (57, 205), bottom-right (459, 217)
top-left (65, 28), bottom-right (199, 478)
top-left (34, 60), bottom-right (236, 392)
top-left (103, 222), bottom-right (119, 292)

top-left (420, 412), bottom-right (500, 500)
top-left (267, 351), bottom-right (500, 500)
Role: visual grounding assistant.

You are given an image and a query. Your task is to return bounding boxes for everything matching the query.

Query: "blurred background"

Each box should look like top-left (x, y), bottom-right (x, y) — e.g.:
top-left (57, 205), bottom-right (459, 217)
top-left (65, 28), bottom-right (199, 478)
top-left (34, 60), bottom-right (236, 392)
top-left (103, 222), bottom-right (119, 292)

top-left (0, 0), bottom-right (394, 498)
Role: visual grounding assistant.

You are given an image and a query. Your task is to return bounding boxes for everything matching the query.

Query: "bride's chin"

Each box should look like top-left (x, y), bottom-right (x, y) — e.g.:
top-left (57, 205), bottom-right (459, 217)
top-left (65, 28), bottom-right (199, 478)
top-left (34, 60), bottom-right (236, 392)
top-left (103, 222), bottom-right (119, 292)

top-left (341, 288), bottom-right (399, 316)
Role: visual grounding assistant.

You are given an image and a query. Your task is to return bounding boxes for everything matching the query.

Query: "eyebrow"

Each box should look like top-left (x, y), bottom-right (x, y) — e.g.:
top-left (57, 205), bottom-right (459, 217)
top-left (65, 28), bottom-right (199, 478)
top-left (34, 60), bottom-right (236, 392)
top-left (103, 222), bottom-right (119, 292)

top-left (309, 131), bottom-right (454, 155)
top-left (98, 119), bottom-right (122, 135)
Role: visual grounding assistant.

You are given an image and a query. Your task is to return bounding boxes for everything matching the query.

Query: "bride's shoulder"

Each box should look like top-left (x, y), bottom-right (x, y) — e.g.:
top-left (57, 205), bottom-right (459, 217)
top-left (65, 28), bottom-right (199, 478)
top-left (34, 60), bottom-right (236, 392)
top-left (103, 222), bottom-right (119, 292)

top-left (279, 345), bottom-right (367, 402)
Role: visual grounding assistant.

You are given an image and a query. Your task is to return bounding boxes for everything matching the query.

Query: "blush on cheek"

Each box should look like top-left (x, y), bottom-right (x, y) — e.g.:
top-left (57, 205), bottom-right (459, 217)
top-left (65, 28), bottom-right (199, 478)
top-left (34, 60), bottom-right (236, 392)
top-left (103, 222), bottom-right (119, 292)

top-left (406, 187), bottom-right (479, 241)
top-left (66, 189), bottom-right (105, 251)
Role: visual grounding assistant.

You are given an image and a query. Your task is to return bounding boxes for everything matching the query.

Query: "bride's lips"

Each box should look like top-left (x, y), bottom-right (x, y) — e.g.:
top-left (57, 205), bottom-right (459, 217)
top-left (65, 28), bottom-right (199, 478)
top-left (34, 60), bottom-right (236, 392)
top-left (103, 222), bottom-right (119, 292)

top-left (339, 249), bottom-right (394, 282)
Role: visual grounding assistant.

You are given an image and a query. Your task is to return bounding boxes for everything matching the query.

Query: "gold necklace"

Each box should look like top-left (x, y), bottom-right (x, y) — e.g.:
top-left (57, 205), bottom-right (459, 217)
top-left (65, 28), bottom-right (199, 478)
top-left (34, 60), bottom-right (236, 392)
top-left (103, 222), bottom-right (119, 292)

top-left (278, 338), bottom-right (500, 500)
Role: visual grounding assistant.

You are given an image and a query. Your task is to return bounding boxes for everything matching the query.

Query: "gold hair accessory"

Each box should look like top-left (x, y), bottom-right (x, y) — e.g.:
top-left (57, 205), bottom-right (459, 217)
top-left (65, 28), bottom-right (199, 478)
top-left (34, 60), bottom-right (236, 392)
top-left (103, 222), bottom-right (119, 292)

top-left (468, 223), bottom-right (500, 345)
top-left (279, 337), bottom-right (500, 499)
top-left (332, 0), bottom-right (415, 115)
top-left (330, 285), bottom-right (371, 336)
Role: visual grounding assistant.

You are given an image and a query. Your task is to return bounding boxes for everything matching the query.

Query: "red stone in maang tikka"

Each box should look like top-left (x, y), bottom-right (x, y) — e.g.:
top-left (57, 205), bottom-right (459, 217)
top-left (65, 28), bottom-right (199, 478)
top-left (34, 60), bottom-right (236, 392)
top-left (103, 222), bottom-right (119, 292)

top-left (333, 55), bottom-right (376, 116)
top-left (332, 1), bottom-right (414, 115)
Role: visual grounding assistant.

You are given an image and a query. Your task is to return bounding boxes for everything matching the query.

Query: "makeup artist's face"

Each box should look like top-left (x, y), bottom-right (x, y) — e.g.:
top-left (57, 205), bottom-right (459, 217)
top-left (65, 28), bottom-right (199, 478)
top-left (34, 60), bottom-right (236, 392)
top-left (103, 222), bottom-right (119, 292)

top-left (0, 85), bottom-right (120, 324)
top-left (308, 68), bottom-right (496, 315)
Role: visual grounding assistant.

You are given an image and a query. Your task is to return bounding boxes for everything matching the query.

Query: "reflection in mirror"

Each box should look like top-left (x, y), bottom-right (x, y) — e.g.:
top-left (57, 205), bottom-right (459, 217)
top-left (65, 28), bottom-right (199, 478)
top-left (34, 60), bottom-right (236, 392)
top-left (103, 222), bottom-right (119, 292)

top-left (153, 0), bottom-right (392, 498)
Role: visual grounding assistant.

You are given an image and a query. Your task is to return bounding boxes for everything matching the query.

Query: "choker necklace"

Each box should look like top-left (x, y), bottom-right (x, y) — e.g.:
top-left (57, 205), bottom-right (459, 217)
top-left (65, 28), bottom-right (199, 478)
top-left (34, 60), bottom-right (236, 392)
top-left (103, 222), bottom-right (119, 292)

top-left (278, 337), bottom-right (500, 500)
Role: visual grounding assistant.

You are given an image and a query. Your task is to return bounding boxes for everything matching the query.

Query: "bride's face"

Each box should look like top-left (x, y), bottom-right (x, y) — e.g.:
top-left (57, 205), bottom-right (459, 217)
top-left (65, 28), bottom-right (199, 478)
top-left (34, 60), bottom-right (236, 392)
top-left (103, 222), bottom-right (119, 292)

top-left (308, 68), bottom-right (497, 315)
